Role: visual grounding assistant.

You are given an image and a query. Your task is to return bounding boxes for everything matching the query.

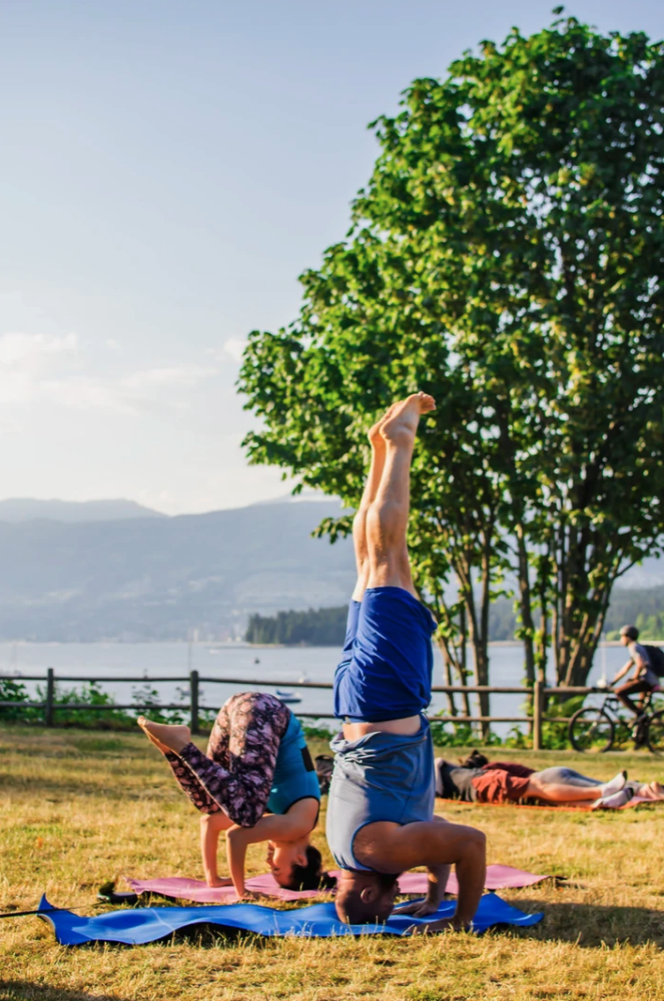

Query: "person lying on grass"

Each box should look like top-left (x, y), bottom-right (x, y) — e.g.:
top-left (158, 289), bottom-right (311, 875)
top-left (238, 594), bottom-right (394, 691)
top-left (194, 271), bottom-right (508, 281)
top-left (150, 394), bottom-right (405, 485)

top-left (435, 751), bottom-right (664, 808)
top-left (327, 394), bottom-right (487, 932)
top-left (138, 693), bottom-right (334, 898)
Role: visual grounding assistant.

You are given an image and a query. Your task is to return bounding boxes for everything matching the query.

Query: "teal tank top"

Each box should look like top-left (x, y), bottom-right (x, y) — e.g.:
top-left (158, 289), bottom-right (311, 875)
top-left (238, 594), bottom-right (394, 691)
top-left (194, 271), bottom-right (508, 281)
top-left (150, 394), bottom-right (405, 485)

top-left (267, 711), bottom-right (321, 815)
top-left (326, 720), bottom-right (435, 871)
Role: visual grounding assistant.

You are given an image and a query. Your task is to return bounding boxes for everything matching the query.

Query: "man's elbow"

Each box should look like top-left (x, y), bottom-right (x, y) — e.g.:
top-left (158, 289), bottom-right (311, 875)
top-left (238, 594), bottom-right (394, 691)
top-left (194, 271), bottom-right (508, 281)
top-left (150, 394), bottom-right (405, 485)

top-left (463, 827), bottom-right (486, 859)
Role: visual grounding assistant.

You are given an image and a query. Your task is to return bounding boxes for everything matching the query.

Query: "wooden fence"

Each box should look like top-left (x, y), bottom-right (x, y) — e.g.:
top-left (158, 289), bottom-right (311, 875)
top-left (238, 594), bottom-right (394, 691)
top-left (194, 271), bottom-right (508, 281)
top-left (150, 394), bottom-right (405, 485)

top-left (0, 669), bottom-right (594, 749)
top-left (0, 668), bottom-right (592, 748)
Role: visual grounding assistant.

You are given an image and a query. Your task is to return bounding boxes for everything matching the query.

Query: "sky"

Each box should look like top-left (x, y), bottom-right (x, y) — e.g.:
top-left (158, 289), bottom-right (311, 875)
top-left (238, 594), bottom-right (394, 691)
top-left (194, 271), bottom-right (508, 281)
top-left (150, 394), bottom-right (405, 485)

top-left (1, 0), bottom-right (663, 515)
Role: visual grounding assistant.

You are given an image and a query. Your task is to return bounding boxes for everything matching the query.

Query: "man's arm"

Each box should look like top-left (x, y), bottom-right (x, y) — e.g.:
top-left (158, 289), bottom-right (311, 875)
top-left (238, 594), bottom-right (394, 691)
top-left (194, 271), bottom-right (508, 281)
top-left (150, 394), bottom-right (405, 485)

top-left (395, 863), bottom-right (451, 917)
top-left (360, 817), bottom-right (486, 929)
top-left (612, 659), bottom-right (633, 684)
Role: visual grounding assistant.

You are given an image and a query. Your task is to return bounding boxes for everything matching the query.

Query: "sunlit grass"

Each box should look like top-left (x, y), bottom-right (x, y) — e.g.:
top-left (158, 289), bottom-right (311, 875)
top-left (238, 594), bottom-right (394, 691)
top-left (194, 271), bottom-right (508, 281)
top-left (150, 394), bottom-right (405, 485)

top-left (1, 725), bottom-right (663, 1001)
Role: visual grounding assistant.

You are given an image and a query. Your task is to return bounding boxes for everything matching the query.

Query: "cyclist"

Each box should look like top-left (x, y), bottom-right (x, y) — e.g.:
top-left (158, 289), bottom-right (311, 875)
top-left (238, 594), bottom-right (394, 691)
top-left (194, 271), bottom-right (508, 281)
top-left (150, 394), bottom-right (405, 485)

top-left (611, 625), bottom-right (659, 723)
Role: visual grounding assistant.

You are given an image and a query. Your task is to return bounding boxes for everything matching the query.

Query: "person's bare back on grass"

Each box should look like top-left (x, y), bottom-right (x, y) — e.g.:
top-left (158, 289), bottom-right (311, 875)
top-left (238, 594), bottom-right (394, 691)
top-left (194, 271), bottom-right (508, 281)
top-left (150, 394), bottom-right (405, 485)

top-left (327, 392), bottom-right (487, 932)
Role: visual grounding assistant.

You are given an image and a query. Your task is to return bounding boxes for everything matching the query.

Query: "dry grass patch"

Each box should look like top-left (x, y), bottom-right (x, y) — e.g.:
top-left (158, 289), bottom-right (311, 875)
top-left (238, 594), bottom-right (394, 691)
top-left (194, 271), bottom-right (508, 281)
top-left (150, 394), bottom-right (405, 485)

top-left (1, 726), bottom-right (663, 1000)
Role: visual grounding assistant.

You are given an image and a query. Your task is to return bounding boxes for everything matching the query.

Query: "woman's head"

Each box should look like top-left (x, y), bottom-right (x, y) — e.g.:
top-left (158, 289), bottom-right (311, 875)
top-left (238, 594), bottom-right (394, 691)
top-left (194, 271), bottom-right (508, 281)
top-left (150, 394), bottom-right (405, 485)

top-left (266, 841), bottom-right (336, 892)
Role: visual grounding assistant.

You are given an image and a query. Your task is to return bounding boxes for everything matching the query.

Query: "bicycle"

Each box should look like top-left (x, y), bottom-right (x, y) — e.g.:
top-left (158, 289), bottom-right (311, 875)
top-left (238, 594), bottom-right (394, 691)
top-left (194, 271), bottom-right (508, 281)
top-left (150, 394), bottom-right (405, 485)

top-left (568, 683), bottom-right (664, 754)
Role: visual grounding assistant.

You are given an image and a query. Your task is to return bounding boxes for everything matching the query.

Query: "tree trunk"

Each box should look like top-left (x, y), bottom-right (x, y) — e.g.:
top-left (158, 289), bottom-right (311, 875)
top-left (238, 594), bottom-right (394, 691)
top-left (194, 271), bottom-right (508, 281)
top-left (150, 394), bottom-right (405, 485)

top-left (459, 604), bottom-right (472, 719)
top-left (515, 524), bottom-right (536, 690)
top-left (436, 638), bottom-right (458, 717)
top-left (465, 581), bottom-right (490, 740)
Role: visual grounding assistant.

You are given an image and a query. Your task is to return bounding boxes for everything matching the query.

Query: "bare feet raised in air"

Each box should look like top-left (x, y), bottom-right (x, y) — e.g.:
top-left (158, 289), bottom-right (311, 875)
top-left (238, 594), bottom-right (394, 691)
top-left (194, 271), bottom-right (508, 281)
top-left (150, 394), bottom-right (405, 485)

top-left (381, 392), bottom-right (436, 445)
top-left (368, 404), bottom-right (397, 448)
top-left (137, 716), bottom-right (192, 755)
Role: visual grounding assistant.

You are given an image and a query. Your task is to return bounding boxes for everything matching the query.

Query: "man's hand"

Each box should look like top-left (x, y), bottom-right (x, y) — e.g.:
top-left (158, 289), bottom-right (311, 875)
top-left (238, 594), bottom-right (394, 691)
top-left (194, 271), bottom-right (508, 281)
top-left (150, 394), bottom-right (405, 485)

top-left (407, 917), bottom-right (471, 935)
top-left (394, 898), bottom-right (441, 918)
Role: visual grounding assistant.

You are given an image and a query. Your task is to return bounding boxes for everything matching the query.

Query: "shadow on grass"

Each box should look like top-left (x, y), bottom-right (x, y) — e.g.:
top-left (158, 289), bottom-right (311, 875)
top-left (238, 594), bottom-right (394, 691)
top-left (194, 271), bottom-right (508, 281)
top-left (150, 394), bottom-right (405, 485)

top-left (501, 899), bottom-right (664, 948)
top-left (0, 982), bottom-right (126, 1001)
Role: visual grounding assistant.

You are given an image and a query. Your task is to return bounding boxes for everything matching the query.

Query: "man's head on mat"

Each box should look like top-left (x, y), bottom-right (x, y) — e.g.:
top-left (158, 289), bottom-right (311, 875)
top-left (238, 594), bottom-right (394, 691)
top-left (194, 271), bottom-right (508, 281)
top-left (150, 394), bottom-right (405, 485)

top-left (267, 841), bottom-right (334, 891)
top-left (334, 870), bottom-right (399, 924)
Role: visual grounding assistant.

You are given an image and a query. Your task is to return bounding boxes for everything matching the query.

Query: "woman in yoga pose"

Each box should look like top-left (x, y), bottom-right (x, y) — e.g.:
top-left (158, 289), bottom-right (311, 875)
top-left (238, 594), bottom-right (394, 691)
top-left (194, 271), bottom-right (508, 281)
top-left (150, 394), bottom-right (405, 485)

top-left (435, 751), bottom-right (664, 808)
top-left (138, 692), bottom-right (331, 897)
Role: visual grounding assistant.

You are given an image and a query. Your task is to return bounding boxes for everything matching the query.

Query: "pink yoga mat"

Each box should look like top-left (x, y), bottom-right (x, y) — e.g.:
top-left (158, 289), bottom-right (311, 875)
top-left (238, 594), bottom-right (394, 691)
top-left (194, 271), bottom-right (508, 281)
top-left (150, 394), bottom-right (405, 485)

top-left (126, 864), bottom-right (548, 904)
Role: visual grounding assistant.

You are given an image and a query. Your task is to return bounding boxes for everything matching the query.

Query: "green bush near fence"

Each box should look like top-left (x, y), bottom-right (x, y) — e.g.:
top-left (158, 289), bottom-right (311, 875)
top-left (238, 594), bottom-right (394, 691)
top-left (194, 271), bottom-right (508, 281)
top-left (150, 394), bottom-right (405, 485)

top-left (0, 677), bottom-right (212, 730)
top-left (1, 677), bottom-right (569, 748)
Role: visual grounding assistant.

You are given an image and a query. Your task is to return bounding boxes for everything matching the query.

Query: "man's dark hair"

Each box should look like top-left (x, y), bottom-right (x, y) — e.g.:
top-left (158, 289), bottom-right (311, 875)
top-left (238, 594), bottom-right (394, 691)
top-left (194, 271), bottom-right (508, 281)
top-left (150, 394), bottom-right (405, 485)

top-left (335, 872), bottom-right (398, 925)
top-left (282, 845), bottom-right (337, 892)
top-left (460, 749), bottom-right (489, 769)
top-left (620, 624), bottom-right (639, 641)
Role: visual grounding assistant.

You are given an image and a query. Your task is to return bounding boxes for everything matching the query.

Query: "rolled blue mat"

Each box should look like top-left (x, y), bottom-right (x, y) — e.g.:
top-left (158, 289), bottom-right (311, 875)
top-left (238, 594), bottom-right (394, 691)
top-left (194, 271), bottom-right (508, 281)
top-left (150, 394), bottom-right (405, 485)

top-left (37, 893), bottom-right (542, 946)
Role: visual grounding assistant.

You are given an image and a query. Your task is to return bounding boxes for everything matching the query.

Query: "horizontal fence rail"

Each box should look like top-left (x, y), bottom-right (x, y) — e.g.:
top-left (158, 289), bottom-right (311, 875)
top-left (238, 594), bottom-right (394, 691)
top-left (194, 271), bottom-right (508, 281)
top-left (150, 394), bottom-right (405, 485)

top-left (0, 669), bottom-right (597, 747)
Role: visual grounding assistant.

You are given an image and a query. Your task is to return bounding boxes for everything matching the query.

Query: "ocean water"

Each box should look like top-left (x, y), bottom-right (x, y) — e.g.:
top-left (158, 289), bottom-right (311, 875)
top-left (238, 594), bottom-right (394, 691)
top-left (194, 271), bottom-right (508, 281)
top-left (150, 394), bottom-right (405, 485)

top-left (0, 640), bottom-right (630, 732)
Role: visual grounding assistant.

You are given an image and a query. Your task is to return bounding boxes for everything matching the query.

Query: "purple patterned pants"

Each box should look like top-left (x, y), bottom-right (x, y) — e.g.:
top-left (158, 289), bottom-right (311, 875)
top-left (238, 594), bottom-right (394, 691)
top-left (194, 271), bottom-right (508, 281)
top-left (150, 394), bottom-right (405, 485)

top-left (165, 692), bottom-right (290, 827)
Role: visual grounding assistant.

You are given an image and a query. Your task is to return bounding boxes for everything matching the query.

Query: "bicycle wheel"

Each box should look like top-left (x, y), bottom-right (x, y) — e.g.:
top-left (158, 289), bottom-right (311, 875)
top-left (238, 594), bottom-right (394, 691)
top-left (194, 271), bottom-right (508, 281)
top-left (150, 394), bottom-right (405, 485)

top-left (646, 710), bottom-right (664, 755)
top-left (568, 707), bottom-right (615, 752)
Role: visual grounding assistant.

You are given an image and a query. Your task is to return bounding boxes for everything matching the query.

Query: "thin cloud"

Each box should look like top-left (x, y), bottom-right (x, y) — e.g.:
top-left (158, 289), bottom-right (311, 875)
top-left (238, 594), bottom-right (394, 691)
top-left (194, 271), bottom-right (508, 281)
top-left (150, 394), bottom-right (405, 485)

top-left (0, 331), bottom-right (78, 366)
top-left (122, 364), bottom-right (218, 391)
top-left (0, 332), bottom-right (219, 417)
top-left (223, 338), bottom-right (246, 363)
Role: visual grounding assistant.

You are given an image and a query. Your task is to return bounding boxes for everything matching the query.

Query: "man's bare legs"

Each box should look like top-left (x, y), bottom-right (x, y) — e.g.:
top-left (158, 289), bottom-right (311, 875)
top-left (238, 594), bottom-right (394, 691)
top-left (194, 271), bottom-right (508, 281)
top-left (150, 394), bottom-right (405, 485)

top-left (351, 407), bottom-right (394, 602)
top-left (365, 393), bottom-right (436, 596)
top-left (342, 393), bottom-right (436, 748)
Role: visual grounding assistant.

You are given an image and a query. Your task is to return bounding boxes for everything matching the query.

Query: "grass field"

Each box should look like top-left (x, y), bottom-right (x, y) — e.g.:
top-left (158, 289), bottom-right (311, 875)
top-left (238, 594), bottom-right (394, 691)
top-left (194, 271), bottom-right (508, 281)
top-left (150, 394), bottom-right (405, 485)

top-left (1, 725), bottom-right (664, 1001)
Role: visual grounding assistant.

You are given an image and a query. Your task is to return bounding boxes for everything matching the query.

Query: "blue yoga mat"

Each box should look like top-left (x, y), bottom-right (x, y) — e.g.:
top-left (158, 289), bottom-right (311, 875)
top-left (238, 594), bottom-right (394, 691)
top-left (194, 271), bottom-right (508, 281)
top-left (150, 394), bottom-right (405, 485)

top-left (37, 893), bottom-right (542, 945)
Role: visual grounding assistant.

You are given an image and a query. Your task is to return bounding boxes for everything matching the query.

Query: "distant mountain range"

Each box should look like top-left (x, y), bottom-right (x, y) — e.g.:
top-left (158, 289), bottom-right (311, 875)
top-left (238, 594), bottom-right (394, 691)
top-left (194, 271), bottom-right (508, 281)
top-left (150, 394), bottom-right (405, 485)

top-left (0, 499), bottom-right (355, 641)
top-left (0, 498), bottom-right (165, 523)
top-left (1, 497), bottom-right (662, 642)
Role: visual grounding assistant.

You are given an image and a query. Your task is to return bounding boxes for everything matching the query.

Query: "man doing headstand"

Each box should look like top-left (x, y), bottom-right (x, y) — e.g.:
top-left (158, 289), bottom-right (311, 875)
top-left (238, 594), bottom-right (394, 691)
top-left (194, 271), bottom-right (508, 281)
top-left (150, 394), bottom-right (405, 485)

top-left (327, 393), bottom-right (486, 931)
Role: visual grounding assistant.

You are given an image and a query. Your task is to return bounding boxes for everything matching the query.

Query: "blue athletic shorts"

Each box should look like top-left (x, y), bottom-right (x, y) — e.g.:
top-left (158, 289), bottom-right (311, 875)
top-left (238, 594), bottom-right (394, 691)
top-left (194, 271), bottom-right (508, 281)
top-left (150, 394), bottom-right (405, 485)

top-left (333, 586), bottom-right (436, 722)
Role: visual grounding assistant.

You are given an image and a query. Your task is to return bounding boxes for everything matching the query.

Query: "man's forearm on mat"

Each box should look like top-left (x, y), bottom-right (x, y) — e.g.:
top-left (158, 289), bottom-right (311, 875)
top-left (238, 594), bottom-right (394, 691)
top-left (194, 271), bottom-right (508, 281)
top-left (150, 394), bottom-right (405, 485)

top-left (425, 864), bottom-right (451, 907)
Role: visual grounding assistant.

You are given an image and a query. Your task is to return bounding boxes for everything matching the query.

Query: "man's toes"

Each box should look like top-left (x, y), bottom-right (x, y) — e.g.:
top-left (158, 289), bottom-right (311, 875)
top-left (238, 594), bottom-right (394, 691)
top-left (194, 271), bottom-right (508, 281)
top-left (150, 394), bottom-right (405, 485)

top-left (417, 392), bottom-right (436, 412)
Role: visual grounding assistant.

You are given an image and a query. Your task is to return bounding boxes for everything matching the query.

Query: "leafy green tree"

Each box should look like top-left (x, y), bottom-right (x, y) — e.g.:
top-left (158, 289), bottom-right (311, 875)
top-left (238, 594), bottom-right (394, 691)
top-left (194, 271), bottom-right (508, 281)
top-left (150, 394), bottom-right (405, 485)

top-left (239, 12), bottom-right (664, 706)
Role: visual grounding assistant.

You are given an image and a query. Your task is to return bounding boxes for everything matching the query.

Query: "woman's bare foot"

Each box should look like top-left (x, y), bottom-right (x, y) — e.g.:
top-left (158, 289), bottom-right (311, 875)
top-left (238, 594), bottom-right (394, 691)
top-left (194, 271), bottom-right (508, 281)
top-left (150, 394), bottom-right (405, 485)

top-left (381, 392), bottom-right (436, 445)
top-left (137, 717), bottom-right (191, 755)
top-left (206, 875), bottom-right (233, 888)
top-left (137, 720), bottom-right (172, 755)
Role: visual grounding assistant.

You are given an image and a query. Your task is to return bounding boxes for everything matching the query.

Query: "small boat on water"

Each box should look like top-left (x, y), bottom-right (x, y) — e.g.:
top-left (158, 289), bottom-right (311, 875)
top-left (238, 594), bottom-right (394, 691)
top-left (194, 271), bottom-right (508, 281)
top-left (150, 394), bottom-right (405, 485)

top-left (276, 689), bottom-right (302, 705)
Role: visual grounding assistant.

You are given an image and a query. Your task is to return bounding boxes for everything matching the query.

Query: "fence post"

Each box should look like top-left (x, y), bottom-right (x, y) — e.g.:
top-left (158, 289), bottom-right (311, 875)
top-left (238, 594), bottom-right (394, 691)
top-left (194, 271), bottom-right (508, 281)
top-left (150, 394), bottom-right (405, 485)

top-left (533, 679), bottom-right (543, 751)
top-left (45, 667), bottom-right (55, 727)
top-left (190, 670), bottom-right (199, 735)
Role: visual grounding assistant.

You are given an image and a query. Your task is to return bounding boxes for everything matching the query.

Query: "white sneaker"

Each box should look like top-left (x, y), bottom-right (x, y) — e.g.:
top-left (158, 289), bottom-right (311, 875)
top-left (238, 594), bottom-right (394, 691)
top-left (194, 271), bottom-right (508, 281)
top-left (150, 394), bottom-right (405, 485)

top-left (599, 770), bottom-right (627, 797)
top-left (591, 787), bottom-right (634, 810)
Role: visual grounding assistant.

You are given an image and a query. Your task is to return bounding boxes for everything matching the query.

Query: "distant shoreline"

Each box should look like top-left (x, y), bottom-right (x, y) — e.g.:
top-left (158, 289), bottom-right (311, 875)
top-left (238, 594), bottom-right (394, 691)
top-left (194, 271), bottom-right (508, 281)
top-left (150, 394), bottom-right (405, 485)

top-left (4, 638), bottom-right (661, 647)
